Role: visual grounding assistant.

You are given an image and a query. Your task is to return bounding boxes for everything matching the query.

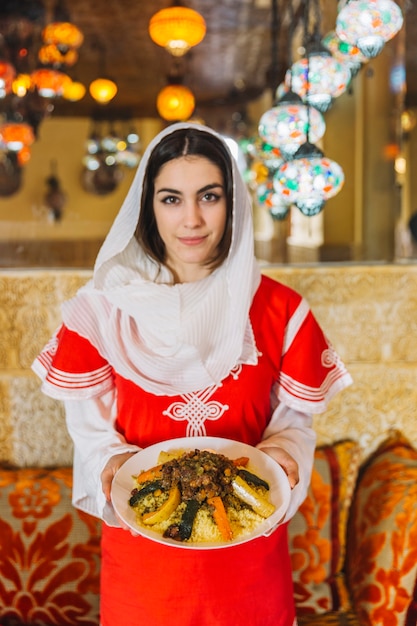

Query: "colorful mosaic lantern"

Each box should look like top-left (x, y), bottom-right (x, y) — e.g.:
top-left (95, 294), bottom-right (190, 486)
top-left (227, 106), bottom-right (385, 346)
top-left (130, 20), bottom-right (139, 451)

top-left (273, 142), bottom-right (345, 216)
top-left (336, 0), bottom-right (403, 59)
top-left (258, 95), bottom-right (326, 159)
top-left (322, 30), bottom-right (369, 75)
top-left (286, 51), bottom-right (351, 112)
top-left (256, 176), bottom-right (291, 220)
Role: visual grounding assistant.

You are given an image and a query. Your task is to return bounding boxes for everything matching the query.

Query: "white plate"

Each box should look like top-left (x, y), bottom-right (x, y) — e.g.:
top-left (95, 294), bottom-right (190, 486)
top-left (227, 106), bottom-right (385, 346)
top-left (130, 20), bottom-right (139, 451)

top-left (111, 436), bottom-right (291, 550)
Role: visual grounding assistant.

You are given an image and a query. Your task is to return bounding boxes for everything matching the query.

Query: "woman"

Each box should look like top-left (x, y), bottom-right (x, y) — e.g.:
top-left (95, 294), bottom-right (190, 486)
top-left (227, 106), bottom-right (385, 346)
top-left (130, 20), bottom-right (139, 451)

top-left (33, 123), bottom-right (352, 626)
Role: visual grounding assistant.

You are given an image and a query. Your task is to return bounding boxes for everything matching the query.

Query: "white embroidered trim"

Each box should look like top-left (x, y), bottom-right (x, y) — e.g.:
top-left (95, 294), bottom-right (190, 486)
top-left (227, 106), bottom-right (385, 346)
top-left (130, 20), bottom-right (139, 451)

top-left (163, 384), bottom-right (229, 436)
top-left (283, 298), bottom-right (310, 355)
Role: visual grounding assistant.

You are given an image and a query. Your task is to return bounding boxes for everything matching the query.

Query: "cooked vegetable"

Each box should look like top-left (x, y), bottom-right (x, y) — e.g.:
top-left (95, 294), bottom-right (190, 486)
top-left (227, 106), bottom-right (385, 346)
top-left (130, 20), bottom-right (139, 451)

top-left (129, 480), bottom-right (164, 507)
top-left (142, 486), bottom-right (181, 525)
top-left (238, 468), bottom-right (270, 490)
top-left (135, 464), bottom-right (163, 484)
top-left (232, 475), bottom-right (275, 518)
top-left (232, 456), bottom-right (250, 467)
top-left (207, 495), bottom-right (233, 541)
top-left (129, 449), bottom-right (276, 543)
top-left (164, 499), bottom-right (201, 541)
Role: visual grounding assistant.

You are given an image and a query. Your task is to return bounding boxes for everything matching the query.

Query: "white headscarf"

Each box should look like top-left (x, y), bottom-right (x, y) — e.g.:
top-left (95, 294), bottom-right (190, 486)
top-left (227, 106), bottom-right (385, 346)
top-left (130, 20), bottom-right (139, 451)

top-left (62, 122), bottom-right (261, 396)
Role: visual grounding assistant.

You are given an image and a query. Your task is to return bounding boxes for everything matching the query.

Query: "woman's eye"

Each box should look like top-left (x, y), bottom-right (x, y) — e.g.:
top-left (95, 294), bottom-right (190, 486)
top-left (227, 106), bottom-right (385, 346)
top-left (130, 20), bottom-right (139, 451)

top-left (202, 192), bottom-right (221, 202)
top-left (161, 195), bottom-right (179, 205)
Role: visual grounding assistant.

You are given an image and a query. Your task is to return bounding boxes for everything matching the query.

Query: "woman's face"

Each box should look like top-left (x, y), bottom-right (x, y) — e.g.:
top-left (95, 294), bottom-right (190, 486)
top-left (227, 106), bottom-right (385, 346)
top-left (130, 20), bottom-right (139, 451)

top-left (152, 155), bottom-right (227, 283)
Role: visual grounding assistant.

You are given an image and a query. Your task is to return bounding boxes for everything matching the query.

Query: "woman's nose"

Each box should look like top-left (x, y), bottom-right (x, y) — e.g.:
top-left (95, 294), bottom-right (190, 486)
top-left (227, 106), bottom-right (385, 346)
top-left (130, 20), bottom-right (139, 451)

top-left (184, 200), bottom-right (203, 227)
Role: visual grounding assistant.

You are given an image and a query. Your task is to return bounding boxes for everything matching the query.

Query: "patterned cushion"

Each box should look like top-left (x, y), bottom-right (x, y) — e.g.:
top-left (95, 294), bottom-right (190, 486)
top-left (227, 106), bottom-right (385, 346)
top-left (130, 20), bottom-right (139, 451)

top-left (346, 431), bottom-right (417, 626)
top-left (289, 440), bottom-right (361, 615)
top-left (297, 611), bottom-right (361, 625)
top-left (0, 467), bottom-right (101, 626)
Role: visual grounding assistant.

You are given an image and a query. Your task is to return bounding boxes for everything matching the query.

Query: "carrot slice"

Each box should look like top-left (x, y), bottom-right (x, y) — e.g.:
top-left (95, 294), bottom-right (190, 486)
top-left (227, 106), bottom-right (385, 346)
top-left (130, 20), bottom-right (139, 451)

top-left (232, 456), bottom-right (250, 467)
top-left (207, 496), bottom-right (233, 541)
top-left (135, 464), bottom-right (163, 484)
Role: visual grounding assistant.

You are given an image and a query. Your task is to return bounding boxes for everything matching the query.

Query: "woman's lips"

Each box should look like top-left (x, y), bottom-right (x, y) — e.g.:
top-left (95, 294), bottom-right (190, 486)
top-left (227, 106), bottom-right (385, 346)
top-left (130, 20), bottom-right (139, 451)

top-left (178, 236), bottom-right (207, 246)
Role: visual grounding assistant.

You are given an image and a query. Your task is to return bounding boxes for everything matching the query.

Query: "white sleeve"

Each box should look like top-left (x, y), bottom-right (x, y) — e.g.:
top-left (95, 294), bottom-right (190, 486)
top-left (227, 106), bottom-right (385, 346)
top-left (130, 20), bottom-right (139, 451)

top-left (257, 402), bottom-right (316, 522)
top-left (64, 389), bottom-right (140, 526)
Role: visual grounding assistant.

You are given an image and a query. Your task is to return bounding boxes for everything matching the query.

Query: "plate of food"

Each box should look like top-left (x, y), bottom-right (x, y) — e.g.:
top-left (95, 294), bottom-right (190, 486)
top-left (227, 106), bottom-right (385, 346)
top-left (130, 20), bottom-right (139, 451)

top-left (111, 436), bottom-right (291, 549)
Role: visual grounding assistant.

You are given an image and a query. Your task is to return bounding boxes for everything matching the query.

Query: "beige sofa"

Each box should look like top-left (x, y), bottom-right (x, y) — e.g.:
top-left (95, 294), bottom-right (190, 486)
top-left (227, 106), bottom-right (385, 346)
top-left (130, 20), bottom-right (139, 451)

top-left (1, 264), bottom-right (417, 625)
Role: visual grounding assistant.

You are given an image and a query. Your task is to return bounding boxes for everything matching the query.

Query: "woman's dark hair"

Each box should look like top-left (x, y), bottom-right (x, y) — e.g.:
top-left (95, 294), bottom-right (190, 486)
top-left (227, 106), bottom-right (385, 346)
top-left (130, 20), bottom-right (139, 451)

top-left (135, 127), bottom-right (234, 271)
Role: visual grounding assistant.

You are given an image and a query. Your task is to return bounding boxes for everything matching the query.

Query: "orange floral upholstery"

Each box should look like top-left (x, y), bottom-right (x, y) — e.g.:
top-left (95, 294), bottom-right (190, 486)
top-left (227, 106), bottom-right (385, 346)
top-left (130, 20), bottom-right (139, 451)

top-left (0, 467), bottom-right (101, 626)
top-left (288, 440), bottom-right (361, 616)
top-left (346, 431), bottom-right (417, 626)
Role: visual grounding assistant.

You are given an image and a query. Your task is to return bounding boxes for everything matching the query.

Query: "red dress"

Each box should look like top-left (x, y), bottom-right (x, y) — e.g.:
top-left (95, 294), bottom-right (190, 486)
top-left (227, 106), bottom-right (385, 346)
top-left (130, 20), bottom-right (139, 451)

top-left (34, 275), bottom-right (350, 626)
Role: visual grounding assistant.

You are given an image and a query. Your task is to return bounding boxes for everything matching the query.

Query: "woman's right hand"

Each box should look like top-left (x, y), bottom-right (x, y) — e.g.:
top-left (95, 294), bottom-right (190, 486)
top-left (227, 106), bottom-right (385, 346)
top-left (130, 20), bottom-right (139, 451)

top-left (101, 451), bottom-right (137, 502)
top-left (101, 451), bottom-right (139, 534)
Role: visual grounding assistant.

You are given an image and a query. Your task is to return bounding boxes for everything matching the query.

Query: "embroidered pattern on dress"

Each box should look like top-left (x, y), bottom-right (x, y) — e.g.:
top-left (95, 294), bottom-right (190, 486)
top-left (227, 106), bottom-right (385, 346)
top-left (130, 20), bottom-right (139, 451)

top-left (163, 384), bottom-right (229, 436)
top-left (230, 364), bottom-right (242, 380)
top-left (322, 344), bottom-right (342, 368)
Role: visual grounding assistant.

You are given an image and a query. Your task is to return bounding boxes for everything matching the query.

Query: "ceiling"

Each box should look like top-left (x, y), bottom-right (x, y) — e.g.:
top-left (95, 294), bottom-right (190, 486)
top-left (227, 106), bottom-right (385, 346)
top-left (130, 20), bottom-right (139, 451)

top-left (0, 0), bottom-right (416, 126)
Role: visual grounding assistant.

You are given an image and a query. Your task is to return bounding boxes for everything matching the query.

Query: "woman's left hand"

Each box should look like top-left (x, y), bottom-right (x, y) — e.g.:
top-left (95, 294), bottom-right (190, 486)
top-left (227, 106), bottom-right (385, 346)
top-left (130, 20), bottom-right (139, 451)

top-left (256, 444), bottom-right (299, 489)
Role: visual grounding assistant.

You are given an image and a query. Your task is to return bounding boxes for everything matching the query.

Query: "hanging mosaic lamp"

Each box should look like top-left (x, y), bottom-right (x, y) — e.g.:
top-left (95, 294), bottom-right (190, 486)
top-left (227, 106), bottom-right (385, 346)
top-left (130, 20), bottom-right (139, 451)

top-left (149, 6), bottom-right (206, 57)
top-left (336, 0), bottom-right (403, 59)
top-left (156, 84), bottom-right (195, 121)
top-left (255, 141), bottom-right (283, 170)
top-left (258, 91), bottom-right (326, 160)
top-left (273, 142), bottom-right (345, 216)
top-left (42, 22), bottom-right (84, 51)
top-left (0, 61), bottom-right (16, 98)
top-left (89, 77), bottom-right (118, 104)
top-left (286, 43), bottom-right (351, 112)
top-left (31, 68), bottom-right (71, 97)
top-left (256, 176), bottom-right (291, 221)
top-left (322, 30), bottom-right (369, 76)
top-left (0, 122), bottom-right (35, 152)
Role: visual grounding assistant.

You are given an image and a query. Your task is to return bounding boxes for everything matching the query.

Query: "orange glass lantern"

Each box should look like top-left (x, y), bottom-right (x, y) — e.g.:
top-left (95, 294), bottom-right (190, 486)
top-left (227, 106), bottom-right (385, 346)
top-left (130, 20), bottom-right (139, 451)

top-left (31, 68), bottom-right (72, 97)
top-left (38, 44), bottom-right (78, 67)
top-left (156, 84), bottom-right (195, 121)
top-left (12, 73), bottom-right (32, 97)
top-left (0, 122), bottom-right (35, 151)
top-left (0, 61), bottom-right (16, 97)
top-left (62, 80), bottom-right (86, 101)
top-left (17, 145), bottom-right (32, 166)
top-left (42, 22), bottom-right (84, 50)
top-left (149, 6), bottom-right (206, 56)
top-left (89, 78), bottom-right (118, 104)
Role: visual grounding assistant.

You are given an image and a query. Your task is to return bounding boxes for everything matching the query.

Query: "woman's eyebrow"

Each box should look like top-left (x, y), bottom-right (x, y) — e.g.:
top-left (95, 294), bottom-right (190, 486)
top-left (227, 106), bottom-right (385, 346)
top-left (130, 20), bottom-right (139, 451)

top-left (155, 182), bottom-right (224, 195)
top-left (155, 187), bottom-right (180, 194)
